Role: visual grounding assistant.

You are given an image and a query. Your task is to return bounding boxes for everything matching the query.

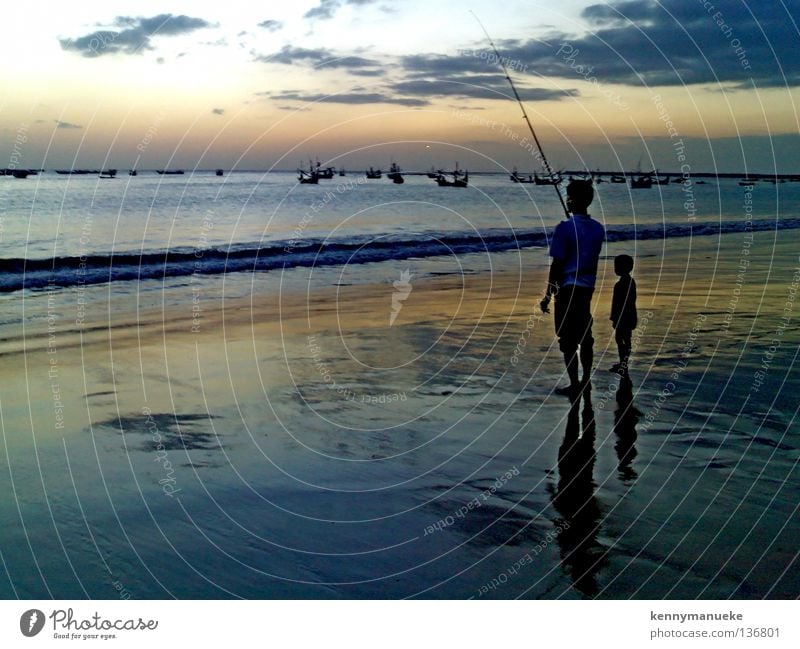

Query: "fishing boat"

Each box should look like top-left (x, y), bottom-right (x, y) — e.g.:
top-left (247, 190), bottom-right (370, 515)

top-left (510, 173), bottom-right (535, 183)
top-left (510, 173), bottom-right (534, 183)
top-left (533, 172), bottom-right (561, 185)
top-left (651, 170), bottom-right (670, 185)
top-left (215, 169), bottom-right (224, 177)
top-left (129, 170), bottom-right (138, 176)
top-left (99, 169), bottom-right (117, 179)
top-left (156, 170), bottom-right (185, 175)
top-left (387, 162), bottom-right (404, 184)
top-left (610, 174), bottom-right (626, 183)
top-left (434, 166), bottom-right (468, 188)
top-left (510, 167), bottom-right (534, 183)
top-left (339, 168), bottom-right (346, 177)
top-left (11, 169), bottom-right (30, 179)
top-left (297, 162), bottom-right (320, 184)
top-left (630, 174), bottom-right (653, 189)
top-left (366, 167), bottom-right (382, 179)
top-left (316, 164), bottom-right (335, 179)
top-left (426, 166), bottom-right (441, 179)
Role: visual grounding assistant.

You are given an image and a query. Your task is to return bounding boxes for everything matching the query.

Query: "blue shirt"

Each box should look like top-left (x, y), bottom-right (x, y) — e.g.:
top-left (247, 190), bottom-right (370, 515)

top-left (549, 214), bottom-right (605, 289)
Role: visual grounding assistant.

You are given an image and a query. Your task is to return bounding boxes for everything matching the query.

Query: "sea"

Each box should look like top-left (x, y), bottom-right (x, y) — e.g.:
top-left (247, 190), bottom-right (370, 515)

top-left (0, 170), bottom-right (797, 300)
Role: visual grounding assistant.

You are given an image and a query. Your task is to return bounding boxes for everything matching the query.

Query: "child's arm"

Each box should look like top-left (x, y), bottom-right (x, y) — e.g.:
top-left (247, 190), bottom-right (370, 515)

top-left (610, 282), bottom-right (621, 325)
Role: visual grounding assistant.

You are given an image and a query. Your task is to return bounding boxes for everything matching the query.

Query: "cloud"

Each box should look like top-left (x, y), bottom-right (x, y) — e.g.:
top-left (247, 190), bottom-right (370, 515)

top-left (304, 0), bottom-right (379, 21)
top-left (396, 53), bottom-right (575, 101)
top-left (256, 44), bottom-right (572, 105)
top-left (261, 90), bottom-right (428, 107)
top-left (392, 2), bottom-right (800, 90)
top-left (60, 13), bottom-right (211, 58)
top-left (304, 0), bottom-right (341, 20)
top-left (257, 19), bottom-right (283, 32)
top-left (211, 108), bottom-right (225, 115)
top-left (401, 52), bottom-right (503, 78)
top-left (349, 68), bottom-right (386, 77)
top-left (54, 120), bottom-right (82, 129)
top-left (390, 76), bottom-right (576, 101)
top-left (493, 0), bottom-right (800, 88)
top-left (255, 45), bottom-right (384, 76)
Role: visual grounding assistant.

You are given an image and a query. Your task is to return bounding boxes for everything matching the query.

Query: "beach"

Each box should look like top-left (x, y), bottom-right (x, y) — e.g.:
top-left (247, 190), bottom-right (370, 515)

top-left (1, 221), bottom-right (797, 599)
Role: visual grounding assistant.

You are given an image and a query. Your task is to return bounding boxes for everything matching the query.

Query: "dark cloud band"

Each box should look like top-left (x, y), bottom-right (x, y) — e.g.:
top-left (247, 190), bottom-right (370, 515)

top-left (60, 14), bottom-right (211, 58)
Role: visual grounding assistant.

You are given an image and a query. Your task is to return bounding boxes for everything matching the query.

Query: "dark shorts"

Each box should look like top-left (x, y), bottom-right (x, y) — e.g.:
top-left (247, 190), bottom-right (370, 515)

top-left (554, 285), bottom-right (594, 353)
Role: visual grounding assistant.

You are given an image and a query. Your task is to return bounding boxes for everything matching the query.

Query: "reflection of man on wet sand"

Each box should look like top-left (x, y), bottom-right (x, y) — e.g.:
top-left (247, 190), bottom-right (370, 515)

top-left (551, 395), bottom-right (603, 596)
top-left (541, 180), bottom-right (605, 397)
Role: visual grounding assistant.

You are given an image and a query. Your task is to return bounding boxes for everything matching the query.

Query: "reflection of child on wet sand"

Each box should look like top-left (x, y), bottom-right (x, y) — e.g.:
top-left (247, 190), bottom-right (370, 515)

top-left (610, 254), bottom-right (637, 376)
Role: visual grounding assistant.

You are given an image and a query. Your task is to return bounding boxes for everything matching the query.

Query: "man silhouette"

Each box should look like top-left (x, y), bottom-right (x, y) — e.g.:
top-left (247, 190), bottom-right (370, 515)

top-left (541, 180), bottom-right (605, 397)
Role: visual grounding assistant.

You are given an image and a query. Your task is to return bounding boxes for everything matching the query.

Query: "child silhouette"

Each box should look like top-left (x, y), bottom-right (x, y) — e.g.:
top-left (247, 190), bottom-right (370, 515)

top-left (610, 254), bottom-right (637, 376)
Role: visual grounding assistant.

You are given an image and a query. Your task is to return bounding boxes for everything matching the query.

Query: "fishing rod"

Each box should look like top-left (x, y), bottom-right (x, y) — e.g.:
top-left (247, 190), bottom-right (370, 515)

top-left (470, 11), bottom-right (570, 220)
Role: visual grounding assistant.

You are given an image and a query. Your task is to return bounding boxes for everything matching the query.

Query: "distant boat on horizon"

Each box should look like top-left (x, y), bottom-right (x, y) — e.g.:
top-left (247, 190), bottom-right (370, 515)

top-left (297, 161), bottom-right (319, 184)
top-left (533, 172), bottom-right (561, 185)
top-left (387, 162), bottom-right (404, 184)
top-left (510, 167), bottom-right (534, 183)
top-left (1, 168), bottom-right (36, 178)
top-left (366, 167), bottom-right (382, 179)
top-left (316, 162), bottom-right (336, 179)
top-left (216, 169), bottom-right (224, 177)
top-left (651, 170), bottom-right (670, 185)
top-left (99, 169), bottom-right (117, 179)
top-left (156, 170), bottom-right (185, 175)
top-left (434, 164), bottom-right (468, 188)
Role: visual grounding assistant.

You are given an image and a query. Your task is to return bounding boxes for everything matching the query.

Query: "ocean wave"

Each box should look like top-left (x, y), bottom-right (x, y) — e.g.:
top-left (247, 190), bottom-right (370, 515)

top-left (2, 217), bottom-right (797, 293)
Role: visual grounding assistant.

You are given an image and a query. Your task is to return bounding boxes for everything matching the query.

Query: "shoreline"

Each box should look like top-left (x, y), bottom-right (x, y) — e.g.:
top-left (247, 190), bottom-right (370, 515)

top-left (5, 226), bottom-right (797, 353)
top-left (2, 214), bottom-right (798, 296)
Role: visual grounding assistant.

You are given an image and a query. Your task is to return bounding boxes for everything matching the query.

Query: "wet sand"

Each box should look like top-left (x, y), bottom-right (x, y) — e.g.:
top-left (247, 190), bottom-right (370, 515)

top-left (0, 229), bottom-right (798, 598)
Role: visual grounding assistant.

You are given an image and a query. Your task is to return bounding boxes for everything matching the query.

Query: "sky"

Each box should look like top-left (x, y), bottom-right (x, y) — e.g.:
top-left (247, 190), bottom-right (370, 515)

top-left (1, 0), bottom-right (799, 172)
